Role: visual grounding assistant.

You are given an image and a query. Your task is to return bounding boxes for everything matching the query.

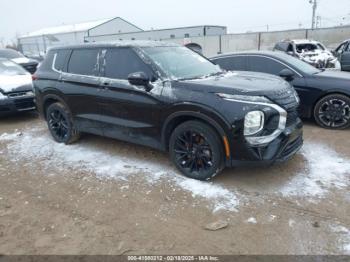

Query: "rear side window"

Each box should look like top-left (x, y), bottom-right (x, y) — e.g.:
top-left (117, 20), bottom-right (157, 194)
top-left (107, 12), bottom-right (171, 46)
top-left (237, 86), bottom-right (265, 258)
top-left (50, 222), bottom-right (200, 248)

top-left (54, 50), bottom-right (71, 71)
top-left (247, 56), bottom-right (287, 75)
top-left (213, 56), bottom-right (247, 71)
top-left (275, 42), bottom-right (289, 52)
top-left (68, 49), bottom-right (99, 76)
top-left (104, 48), bottom-right (153, 80)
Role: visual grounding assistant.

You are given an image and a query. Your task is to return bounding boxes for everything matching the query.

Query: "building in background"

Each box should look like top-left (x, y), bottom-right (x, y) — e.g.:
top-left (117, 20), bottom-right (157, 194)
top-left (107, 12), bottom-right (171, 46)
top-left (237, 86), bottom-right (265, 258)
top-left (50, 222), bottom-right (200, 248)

top-left (17, 17), bottom-right (143, 57)
top-left (17, 17), bottom-right (227, 57)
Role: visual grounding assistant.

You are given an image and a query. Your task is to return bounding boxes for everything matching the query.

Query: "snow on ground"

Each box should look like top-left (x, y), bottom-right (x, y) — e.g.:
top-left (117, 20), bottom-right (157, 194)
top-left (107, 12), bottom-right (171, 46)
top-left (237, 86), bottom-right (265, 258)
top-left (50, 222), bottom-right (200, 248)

top-left (280, 143), bottom-right (350, 197)
top-left (330, 225), bottom-right (350, 254)
top-left (1, 126), bottom-right (349, 211)
top-left (0, 128), bottom-right (239, 212)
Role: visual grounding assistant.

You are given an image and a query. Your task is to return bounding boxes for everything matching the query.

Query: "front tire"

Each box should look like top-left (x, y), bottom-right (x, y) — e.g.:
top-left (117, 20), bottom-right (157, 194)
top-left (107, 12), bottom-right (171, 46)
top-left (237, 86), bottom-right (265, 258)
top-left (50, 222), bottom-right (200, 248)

top-left (169, 121), bottom-right (224, 181)
top-left (314, 94), bottom-right (350, 129)
top-left (46, 102), bottom-right (80, 144)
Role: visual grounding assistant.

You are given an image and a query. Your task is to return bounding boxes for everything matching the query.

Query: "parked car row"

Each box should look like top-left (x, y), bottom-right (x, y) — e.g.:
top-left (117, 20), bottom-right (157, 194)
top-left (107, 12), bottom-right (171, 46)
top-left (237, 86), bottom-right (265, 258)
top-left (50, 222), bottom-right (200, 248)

top-left (0, 48), bottom-right (39, 74)
top-left (0, 40), bottom-right (349, 181)
top-left (211, 51), bottom-right (350, 129)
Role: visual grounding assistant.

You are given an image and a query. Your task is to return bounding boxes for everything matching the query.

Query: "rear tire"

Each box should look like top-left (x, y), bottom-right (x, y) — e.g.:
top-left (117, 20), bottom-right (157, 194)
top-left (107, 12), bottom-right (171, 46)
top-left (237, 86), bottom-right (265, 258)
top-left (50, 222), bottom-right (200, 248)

top-left (314, 94), bottom-right (350, 129)
top-left (169, 121), bottom-right (224, 181)
top-left (46, 102), bottom-right (80, 144)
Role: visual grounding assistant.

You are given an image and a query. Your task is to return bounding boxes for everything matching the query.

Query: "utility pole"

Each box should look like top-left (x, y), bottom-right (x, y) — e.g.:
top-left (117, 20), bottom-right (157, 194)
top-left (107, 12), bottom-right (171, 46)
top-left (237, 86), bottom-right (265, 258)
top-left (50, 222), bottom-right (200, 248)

top-left (309, 0), bottom-right (318, 29)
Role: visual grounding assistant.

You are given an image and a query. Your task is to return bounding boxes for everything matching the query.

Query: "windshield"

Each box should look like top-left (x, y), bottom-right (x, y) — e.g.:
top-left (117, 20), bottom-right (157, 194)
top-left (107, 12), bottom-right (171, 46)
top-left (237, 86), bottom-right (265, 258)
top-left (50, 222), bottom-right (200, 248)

top-left (142, 46), bottom-right (222, 80)
top-left (0, 59), bottom-right (28, 75)
top-left (0, 49), bottom-right (25, 59)
top-left (279, 53), bottom-right (321, 74)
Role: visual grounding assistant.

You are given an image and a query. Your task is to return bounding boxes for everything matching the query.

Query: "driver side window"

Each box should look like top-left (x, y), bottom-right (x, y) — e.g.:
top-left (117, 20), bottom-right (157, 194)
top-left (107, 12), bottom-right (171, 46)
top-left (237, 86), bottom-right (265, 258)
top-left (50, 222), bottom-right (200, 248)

top-left (104, 48), bottom-right (155, 81)
top-left (247, 56), bottom-right (288, 76)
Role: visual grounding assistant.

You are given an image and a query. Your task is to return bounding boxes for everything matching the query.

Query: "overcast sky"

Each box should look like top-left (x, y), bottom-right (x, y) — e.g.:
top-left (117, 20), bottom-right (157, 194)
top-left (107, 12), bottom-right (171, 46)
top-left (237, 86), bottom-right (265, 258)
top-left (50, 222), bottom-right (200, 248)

top-left (1, 0), bottom-right (350, 45)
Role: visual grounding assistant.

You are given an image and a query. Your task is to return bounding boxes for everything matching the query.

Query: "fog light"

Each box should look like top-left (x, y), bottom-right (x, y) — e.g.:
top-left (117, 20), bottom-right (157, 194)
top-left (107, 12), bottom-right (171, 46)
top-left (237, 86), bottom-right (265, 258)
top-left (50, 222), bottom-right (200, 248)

top-left (244, 111), bottom-right (264, 136)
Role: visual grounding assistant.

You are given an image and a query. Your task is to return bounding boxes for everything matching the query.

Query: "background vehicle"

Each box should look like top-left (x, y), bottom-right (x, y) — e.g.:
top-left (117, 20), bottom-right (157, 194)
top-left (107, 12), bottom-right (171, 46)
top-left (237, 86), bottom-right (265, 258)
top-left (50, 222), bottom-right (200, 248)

top-left (0, 58), bottom-right (35, 116)
top-left (0, 48), bottom-right (39, 74)
top-left (211, 51), bottom-right (350, 129)
top-left (333, 39), bottom-right (350, 72)
top-left (273, 39), bottom-right (338, 69)
top-left (33, 42), bottom-right (302, 180)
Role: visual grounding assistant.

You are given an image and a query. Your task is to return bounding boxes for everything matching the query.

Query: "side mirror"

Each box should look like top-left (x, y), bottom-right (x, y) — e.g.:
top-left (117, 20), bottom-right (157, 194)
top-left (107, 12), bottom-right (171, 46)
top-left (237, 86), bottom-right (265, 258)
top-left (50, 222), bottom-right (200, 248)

top-left (279, 68), bottom-right (295, 82)
top-left (128, 72), bottom-right (152, 91)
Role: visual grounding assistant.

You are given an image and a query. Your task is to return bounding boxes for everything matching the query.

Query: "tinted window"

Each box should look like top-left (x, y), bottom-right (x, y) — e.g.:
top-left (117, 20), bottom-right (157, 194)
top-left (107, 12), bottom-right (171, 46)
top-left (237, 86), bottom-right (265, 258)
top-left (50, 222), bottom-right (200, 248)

top-left (214, 56), bottom-right (246, 71)
top-left (54, 50), bottom-right (71, 71)
top-left (68, 49), bottom-right (99, 76)
top-left (247, 56), bottom-right (287, 75)
top-left (104, 48), bottom-right (153, 80)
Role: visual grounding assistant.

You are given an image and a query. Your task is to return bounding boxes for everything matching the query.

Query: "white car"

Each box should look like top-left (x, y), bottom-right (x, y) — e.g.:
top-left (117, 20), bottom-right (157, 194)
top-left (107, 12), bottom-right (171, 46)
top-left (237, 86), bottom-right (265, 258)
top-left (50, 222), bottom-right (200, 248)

top-left (0, 58), bottom-right (35, 116)
top-left (274, 39), bottom-right (339, 69)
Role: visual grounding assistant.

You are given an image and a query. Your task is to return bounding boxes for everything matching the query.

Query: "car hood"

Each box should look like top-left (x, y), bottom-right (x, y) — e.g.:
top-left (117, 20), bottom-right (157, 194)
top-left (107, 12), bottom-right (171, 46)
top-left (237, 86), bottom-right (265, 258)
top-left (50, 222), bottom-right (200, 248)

top-left (11, 57), bottom-right (38, 65)
top-left (0, 74), bottom-right (33, 94)
top-left (180, 71), bottom-right (294, 98)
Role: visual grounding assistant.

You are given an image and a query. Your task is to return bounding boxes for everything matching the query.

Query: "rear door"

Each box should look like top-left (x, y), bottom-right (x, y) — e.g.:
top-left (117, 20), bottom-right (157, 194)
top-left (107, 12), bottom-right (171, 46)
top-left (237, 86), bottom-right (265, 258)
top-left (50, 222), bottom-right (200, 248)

top-left (60, 48), bottom-right (104, 134)
top-left (212, 55), bottom-right (247, 71)
top-left (340, 41), bottom-right (350, 71)
top-left (98, 47), bottom-right (164, 149)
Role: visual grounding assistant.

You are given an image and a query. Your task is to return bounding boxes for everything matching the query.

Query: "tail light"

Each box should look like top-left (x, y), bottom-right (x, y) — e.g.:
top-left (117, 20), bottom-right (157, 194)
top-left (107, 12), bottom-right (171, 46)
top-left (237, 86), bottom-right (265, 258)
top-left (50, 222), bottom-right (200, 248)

top-left (32, 74), bottom-right (38, 81)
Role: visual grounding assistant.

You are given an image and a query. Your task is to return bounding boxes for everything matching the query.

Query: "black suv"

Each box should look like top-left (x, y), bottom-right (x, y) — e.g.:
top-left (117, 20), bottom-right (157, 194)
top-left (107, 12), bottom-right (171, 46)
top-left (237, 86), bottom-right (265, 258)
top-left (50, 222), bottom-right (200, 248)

top-left (33, 41), bottom-right (303, 180)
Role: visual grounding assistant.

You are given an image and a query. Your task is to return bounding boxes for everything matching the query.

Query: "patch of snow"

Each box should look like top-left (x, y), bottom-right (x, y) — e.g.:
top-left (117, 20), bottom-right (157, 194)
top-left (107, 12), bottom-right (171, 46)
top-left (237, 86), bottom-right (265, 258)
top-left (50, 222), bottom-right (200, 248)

top-left (330, 224), bottom-right (350, 254)
top-left (2, 127), bottom-right (240, 212)
top-left (0, 132), bottom-right (22, 141)
top-left (0, 74), bottom-right (32, 93)
top-left (246, 217), bottom-right (257, 224)
top-left (280, 143), bottom-right (350, 197)
top-left (11, 57), bottom-right (31, 64)
top-left (289, 219), bottom-right (296, 227)
top-left (20, 18), bottom-right (111, 38)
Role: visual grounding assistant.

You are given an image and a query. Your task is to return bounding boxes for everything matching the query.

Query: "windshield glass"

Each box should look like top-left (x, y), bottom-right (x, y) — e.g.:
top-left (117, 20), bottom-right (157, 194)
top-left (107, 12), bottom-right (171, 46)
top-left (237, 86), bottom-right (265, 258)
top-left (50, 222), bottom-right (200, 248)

top-left (279, 53), bottom-right (321, 74)
top-left (0, 59), bottom-right (27, 75)
top-left (142, 46), bottom-right (222, 80)
top-left (0, 49), bottom-right (25, 59)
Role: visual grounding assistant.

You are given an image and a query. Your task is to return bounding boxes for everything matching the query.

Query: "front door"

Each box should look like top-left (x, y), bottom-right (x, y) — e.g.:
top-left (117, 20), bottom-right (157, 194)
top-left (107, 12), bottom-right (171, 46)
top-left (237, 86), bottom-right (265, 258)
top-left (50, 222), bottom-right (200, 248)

top-left (98, 47), bottom-right (165, 149)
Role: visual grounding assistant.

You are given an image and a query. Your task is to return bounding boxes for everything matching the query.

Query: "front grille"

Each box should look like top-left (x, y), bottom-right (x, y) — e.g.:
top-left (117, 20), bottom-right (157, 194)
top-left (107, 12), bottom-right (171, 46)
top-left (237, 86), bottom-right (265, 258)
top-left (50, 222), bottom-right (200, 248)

top-left (268, 88), bottom-right (300, 127)
top-left (286, 109), bottom-right (299, 127)
top-left (270, 90), bottom-right (299, 111)
top-left (8, 92), bottom-right (30, 98)
top-left (23, 64), bottom-right (38, 74)
top-left (281, 135), bottom-right (303, 159)
top-left (14, 98), bottom-right (35, 110)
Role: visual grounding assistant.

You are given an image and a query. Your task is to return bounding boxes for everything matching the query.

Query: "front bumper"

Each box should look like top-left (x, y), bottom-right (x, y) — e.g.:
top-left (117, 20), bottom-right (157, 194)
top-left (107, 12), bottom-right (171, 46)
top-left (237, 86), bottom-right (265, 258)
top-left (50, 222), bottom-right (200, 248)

top-left (0, 94), bottom-right (36, 116)
top-left (229, 118), bottom-right (303, 167)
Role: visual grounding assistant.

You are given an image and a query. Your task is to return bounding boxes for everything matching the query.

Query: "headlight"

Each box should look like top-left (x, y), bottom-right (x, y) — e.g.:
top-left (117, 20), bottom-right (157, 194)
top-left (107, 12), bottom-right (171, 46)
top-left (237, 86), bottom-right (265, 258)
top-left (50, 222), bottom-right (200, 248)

top-left (216, 93), bottom-right (272, 104)
top-left (244, 111), bottom-right (264, 136)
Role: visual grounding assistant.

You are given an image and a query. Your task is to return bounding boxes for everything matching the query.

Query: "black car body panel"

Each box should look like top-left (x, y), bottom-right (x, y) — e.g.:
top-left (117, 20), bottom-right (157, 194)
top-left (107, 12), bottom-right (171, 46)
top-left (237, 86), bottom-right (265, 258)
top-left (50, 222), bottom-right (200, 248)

top-left (211, 51), bottom-right (350, 118)
top-left (34, 42), bottom-right (303, 168)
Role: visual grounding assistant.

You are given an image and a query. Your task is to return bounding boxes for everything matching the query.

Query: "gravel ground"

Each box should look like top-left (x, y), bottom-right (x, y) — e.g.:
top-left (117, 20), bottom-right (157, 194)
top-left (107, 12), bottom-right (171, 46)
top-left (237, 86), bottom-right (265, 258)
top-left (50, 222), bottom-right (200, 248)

top-left (0, 112), bottom-right (349, 255)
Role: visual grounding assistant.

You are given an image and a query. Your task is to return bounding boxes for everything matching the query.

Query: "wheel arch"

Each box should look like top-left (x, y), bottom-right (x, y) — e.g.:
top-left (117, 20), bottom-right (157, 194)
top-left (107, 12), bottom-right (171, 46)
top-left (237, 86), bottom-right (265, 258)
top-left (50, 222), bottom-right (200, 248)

top-left (161, 110), bottom-right (232, 157)
top-left (42, 93), bottom-right (69, 120)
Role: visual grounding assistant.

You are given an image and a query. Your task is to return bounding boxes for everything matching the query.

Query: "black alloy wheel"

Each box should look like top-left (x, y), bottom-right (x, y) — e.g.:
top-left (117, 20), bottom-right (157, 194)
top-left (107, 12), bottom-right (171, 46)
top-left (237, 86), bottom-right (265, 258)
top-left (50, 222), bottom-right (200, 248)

top-left (314, 94), bottom-right (350, 129)
top-left (169, 121), bottom-right (224, 180)
top-left (46, 102), bottom-right (80, 144)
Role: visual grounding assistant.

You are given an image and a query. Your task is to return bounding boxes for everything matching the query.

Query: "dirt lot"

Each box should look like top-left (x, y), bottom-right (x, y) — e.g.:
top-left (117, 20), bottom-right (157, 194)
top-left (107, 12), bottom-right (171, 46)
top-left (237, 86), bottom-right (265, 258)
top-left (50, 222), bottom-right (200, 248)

top-left (0, 112), bottom-right (349, 255)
